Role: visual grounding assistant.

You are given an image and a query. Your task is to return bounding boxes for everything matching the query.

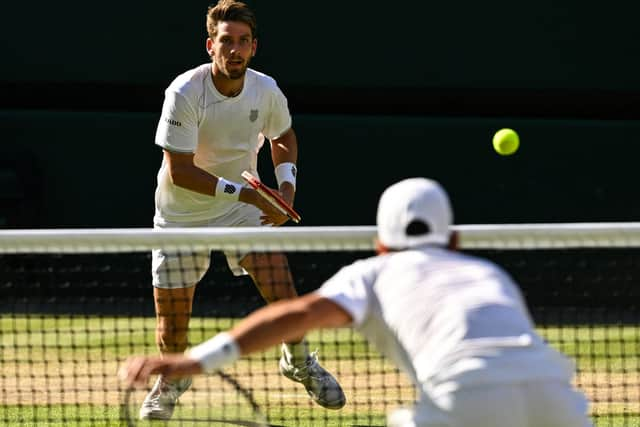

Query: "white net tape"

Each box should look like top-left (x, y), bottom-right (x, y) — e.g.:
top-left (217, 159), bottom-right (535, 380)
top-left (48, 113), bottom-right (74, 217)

top-left (1, 223), bottom-right (640, 253)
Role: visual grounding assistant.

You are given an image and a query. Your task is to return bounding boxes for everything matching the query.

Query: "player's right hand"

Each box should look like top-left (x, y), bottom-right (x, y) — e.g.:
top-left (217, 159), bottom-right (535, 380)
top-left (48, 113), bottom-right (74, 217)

top-left (118, 355), bottom-right (203, 388)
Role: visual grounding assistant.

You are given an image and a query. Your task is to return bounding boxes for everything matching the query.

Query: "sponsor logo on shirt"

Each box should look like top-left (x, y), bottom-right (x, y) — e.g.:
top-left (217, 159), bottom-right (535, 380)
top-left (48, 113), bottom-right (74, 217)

top-left (164, 117), bottom-right (182, 127)
top-left (249, 109), bottom-right (259, 122)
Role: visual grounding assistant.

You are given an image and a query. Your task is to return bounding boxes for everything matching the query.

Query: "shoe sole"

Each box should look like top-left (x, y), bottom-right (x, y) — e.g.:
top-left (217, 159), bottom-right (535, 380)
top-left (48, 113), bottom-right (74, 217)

top-left (139, 409), bottom-right (173, 421)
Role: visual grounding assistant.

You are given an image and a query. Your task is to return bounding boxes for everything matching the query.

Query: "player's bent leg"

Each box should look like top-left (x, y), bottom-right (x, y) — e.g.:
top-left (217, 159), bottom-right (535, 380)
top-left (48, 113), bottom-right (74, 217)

top-left (144, 248), bottom-right (210, 420)
top-left (238, 252), bottom-right (298, 302)
top-left (140, 286), bottom-right (197, 420)
top-left (154, 286), bottom-right (196, 353)
top-left (239, 252), bottom-right (346, 409)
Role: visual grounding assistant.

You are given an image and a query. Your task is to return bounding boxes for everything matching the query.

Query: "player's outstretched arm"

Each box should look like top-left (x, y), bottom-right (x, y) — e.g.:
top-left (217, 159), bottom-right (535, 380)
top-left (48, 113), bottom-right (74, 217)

top-left (118, 294), bottom-right (352, 386)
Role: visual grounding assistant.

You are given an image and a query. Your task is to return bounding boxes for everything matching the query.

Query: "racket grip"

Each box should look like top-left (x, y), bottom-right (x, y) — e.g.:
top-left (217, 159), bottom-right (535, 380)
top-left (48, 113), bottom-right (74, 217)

top-left (256, 188), bottom-right (290, 217)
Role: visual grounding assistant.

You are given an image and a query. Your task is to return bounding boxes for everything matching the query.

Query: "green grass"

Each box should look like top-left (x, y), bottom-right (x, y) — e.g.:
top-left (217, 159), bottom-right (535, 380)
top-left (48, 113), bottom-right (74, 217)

top-left (2, 405), bottom-right (121, 427)
top-left (1, 315), bottom-right (639, 426)
top-left (1, 404), bottom-right (388, 427)
top-left (2, 404), bottom-right (635, 427)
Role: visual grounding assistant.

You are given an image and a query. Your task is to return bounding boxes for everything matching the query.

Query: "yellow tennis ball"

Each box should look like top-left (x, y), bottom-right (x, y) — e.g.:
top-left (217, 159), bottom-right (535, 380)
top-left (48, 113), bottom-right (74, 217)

top-left (492, 128), bottom-right (520, 155)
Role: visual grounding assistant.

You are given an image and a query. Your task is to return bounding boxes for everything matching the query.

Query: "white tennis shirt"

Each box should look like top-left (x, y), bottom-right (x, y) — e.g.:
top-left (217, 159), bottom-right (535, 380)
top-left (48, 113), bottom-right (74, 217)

top-left (153, 63), bottom-right (292, 225)
top-left (317, 246), bottom-right (576, 400)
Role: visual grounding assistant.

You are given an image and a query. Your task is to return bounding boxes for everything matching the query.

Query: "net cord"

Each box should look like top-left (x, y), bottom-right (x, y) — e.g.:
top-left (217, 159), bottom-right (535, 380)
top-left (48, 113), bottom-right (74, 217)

top-left (0, 222), bottom-right (640, 253)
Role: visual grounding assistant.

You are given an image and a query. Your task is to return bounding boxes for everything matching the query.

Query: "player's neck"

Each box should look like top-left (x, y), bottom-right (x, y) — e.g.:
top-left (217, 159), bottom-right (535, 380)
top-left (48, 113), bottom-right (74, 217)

top-left (211, 67), bottom-right (244, 97)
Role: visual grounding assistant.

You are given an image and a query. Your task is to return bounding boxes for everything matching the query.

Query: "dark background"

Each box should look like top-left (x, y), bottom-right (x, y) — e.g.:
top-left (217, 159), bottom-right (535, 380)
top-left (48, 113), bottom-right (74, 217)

top-left (1, 0), bottom-right (639, 228)
top-left (1, 7), bottom-right (638, 422)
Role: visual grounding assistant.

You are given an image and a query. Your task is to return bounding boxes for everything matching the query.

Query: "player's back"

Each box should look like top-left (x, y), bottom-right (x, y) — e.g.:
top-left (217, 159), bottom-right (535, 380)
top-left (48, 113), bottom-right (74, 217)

top-left (359, 246), bottom-right (575, 398)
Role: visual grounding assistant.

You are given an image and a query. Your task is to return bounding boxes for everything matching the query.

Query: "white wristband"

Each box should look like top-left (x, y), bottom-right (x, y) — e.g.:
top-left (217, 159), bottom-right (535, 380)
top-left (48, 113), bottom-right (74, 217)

top-left (187, 332), bottom-right (240, 374)
top-left (274, 162), bottom-right (297, 190)
top-left (215, 178), bottom-right (242, 201)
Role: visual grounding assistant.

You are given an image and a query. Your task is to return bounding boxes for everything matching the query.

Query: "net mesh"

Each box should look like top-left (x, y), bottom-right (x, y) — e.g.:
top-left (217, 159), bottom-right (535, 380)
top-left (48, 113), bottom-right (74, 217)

top-left (1, 224), bottom-right (639, 426)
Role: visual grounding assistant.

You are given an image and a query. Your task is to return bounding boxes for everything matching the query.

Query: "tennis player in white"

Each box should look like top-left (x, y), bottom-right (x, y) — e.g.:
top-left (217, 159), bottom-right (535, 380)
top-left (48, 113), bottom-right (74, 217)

top-left (122, 177), bottom-right (592, 427)
top-left (143, 0), bottom-right (345, 420)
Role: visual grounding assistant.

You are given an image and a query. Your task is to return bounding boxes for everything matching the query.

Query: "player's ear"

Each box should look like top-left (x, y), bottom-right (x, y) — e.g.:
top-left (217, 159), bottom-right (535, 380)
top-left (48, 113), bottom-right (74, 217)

top-left (206, 38), bottom-right (215, 57)
top-left (447, 231), bottom-right (459, 251)
top-left (251, 38), bottom-right (257, 57)
top-left (375, 238), bottom-right (390, 255)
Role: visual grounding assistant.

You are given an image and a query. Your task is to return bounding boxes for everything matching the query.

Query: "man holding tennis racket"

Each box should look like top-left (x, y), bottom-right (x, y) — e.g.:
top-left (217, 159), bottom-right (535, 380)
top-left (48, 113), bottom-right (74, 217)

top-left (122, 177), bottom-right (592, 427)
top-left (144, 0), bottom-right (345, 420)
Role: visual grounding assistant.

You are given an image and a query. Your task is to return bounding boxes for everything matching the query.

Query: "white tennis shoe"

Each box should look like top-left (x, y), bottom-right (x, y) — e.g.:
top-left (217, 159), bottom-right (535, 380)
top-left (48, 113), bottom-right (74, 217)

top-left (279, 346), bottom-right (346, 409)
top-left (139, 376), bottom-right (192, 420)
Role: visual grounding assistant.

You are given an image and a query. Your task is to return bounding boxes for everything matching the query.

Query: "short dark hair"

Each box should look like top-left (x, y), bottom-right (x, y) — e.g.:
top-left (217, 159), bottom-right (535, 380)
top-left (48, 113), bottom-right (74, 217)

top-left (405, 220), bottom-right (431, 236)
top-left (206, 0), bottom-right (257, 40)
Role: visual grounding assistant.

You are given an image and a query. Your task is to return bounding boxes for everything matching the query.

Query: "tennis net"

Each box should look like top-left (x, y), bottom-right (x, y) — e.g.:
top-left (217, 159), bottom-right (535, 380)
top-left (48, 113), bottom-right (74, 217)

top-left (1, 224), bottom-right (639, 426)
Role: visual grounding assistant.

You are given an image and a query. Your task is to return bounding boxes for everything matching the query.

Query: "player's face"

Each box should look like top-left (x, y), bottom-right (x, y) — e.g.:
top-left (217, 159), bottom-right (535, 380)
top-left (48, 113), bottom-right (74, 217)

top-left (208, 21), bottom-right (257, 80)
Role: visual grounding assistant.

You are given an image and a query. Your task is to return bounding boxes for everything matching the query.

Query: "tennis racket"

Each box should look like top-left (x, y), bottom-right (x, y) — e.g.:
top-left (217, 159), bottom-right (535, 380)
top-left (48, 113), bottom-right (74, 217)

top-left (121, 370), bottom-right (269, 427)
top-left (241, 171), bottom-right (301, 223)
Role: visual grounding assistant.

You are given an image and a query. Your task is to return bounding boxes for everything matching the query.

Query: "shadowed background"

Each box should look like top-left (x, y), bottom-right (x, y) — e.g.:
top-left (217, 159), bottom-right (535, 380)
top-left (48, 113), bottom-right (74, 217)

top-left (1, 0), bottom-right (639, 227)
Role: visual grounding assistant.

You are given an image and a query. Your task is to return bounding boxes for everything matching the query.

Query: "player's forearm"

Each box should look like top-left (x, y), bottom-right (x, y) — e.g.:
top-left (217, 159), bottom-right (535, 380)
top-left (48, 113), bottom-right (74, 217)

top-left (186, 300), bottom-right (313, 374)
top-left (230, 298), bottom-right (318, 355)
top-left (169, 163), bottom-right (218, 196)
top-left (168, 162), bottom-right (257, 203)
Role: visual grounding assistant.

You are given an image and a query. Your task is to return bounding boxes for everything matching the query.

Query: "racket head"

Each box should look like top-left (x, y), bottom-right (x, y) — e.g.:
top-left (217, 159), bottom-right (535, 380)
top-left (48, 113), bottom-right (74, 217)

top-left (120, 371), bottom-right (268, 427)
top-left (241, 171), bottom-right (301, 223)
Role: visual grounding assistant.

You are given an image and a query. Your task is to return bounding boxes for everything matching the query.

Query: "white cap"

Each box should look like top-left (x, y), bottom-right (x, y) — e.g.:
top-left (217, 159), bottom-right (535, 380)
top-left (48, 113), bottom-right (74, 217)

top-left (376, 178), bottom-right (453, 249)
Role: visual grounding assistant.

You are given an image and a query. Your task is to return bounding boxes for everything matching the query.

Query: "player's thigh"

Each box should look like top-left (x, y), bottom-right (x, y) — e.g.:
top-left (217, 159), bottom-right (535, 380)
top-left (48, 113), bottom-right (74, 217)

top-left (387, 400), bottom-right (450, 427)
top-left (212, 204), bottom-right (268, 276)
top-left (435, 384), bottom-right (526, 427)
top-left (152, 249), bottom-right (211, 288)
top-left (438, 382), bottom-right (591, 427)
top-left (523, 381), bottom-right (592, 427)
top-left (152, 220), bottom-right (213, 288)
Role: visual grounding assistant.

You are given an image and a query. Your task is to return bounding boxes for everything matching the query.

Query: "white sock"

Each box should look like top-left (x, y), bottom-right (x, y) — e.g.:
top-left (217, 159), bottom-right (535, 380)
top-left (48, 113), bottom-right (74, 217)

top-left (282, 340), bottom-right (309, 366)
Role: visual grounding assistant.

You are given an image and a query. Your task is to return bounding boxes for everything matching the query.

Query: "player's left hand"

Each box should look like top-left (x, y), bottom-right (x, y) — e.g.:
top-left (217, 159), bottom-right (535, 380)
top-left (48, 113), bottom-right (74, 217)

top-left (258, 183), bottom-right (295, 226)
top-left (258, 182), bottom-right (294, 226)
top-left (118, 355), bottom-right (203, 388)
top-left (260, 208), bottom-right (289, 226)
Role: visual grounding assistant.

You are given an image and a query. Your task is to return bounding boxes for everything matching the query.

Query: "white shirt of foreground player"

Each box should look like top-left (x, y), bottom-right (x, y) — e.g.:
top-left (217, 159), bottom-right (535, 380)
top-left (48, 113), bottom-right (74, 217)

top-left (317, 245), bottom-right (576, 399)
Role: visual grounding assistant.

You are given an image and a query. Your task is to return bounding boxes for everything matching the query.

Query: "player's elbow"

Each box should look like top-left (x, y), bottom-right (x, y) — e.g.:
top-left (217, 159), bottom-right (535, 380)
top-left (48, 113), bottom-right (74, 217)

top-left (292, 294), bottom-right (351, 330)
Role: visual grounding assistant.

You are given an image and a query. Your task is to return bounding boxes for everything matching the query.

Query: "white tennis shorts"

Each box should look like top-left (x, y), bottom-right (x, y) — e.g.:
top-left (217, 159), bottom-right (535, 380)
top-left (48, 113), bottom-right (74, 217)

top-left (387, 381), bottom-right (592, 427)
top-left (152, 203), bottom-right (263, 288)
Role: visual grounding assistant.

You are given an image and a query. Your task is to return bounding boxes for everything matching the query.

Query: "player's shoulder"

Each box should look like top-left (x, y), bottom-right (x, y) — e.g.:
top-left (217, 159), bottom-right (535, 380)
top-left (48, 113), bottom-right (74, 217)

top-left (436, 248), bottom-right (512, 280)
top-left (165, 63), bottom-right (211, 97)
top-left (246, 68), bottom-right (281, 92)
top-left (342, 254), bottom-right (390, 278)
